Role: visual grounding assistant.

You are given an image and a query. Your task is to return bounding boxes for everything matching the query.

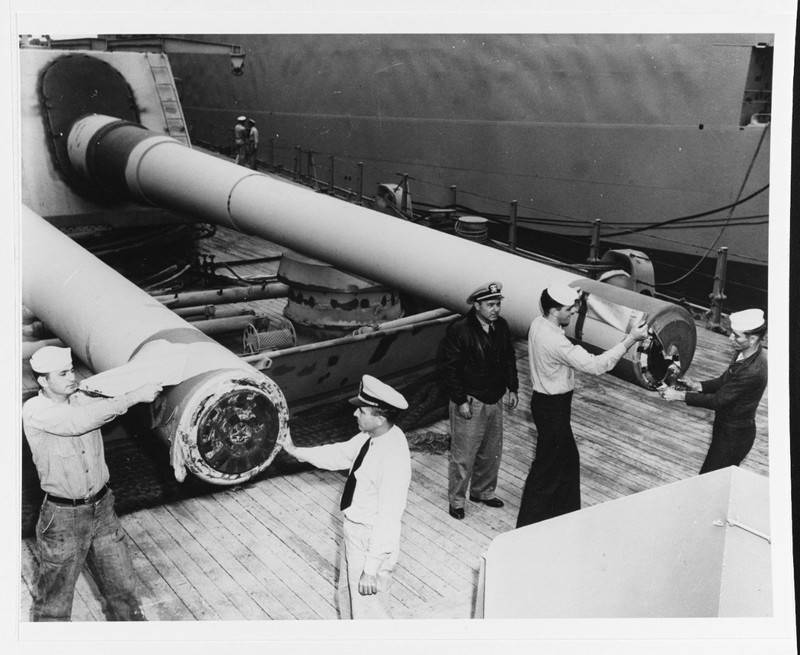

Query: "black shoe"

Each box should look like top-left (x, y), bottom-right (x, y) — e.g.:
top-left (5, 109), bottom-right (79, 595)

top-left (449, 505), bottom-right (465, 520)
top-left (469, 496), bottom-right (505, 508)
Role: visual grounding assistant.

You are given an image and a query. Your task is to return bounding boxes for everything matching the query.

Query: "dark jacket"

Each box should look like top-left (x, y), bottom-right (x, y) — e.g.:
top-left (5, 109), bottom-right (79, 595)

top-left (440, 309), bottom-right (519, 406)
top-left (685, 345), bottom-right (767, 427)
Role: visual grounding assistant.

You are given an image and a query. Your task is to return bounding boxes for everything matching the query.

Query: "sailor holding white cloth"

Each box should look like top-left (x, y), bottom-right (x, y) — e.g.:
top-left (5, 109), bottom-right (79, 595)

top-left (22, 346), bottom-right (162, 621)
top-left (517, 284), bottom-right (648, 528)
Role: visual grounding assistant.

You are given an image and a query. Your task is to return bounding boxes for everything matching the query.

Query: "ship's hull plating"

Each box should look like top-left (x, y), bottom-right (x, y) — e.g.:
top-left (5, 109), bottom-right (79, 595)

top-left (169, 33), bottom-right (771, 270)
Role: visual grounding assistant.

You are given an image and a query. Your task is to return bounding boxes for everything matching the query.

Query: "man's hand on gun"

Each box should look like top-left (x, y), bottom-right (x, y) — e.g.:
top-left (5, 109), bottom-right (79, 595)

top-left (659, 377), bottom-right (700, 401)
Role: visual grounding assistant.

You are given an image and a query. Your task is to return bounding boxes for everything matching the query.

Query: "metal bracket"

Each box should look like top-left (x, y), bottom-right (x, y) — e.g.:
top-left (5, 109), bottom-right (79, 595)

top-left (713, 517), bottom-right (771, 543)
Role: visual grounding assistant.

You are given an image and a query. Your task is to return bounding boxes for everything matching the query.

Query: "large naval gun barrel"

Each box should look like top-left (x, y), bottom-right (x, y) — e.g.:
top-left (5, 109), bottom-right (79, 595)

top-left (21, 205), bottom-right (289, 485)
top-left (66, 114), bottom-right (696, 387)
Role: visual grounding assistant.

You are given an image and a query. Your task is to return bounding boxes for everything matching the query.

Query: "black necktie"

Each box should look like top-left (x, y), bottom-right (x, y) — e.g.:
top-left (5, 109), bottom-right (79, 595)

top-left (340, 438), bottom-right (371, 510)
top-left (488, 323), bottom-right (496, 339)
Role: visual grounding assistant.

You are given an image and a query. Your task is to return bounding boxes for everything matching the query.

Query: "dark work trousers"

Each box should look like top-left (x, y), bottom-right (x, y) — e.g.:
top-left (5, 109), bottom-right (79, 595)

top-left (516, 390), bottom-right (581, 528)
top-left (699, 417), bottom-right (757, 474)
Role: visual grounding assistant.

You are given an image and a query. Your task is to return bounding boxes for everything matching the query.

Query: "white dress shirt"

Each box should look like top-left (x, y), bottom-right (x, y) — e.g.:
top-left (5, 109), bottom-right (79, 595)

top-left (292, 425), bottom-right (411, 575)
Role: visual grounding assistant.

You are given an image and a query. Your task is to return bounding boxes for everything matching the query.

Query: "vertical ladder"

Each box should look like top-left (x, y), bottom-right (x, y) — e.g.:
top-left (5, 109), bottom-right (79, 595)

top-left (145, 52), bottom-right (191, 147)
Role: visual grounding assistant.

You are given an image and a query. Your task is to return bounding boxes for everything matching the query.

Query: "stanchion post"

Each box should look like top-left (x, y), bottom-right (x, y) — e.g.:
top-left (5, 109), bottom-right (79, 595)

top-left (708, 247), bottom-right (728, 331)
top-left (588, 219), bottom-right (602, 278)
top-left (357, 162), bottom-right (364, 205)
top-left (509, 200), bottom-right (518, 251)
top-left (293, 145), bottom-right (301, 181)
top-left (307, 150), bottom-right (318, 190)
top-left (400, 173), bottom-right (410, 216)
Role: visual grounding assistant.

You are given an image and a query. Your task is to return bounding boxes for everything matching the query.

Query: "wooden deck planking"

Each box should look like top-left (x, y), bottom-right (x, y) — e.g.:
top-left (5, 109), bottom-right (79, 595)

top-left (125, 528), bottom-right (195, 621)
top-left (124, 511), bottom-right (223, 620)
top-left (208, 488), bottom-right (336, 619)
top-left (19, 225), bottom-right (771, 621)
top-left (177, 496), bottom-right (298, 620)
top-left (199, 493), bottom-right (324, 620)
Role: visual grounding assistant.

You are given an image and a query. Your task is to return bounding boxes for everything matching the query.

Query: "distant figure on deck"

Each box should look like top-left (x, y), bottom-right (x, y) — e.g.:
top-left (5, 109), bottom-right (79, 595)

top-left (233, 115), bottom-right (248, 165)
top-left (517, 284), bottom-right (648, 529)
top-left (440, 281), bottom-right (519, 521)
top-left (661, 308), bottom-right (768, 473)
top-left (245, 118), bottom-right (259, 169)
top-left (282, 375), bottom-right (411, 619)
top-left (22, 346), bottom-right (162, 621)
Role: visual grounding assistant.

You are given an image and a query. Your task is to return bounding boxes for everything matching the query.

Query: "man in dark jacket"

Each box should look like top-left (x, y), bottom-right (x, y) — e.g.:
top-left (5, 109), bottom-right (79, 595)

top-left (661, 308), bottom-right (768, 473)
top-left (440, 282), bottom-right (519, 519)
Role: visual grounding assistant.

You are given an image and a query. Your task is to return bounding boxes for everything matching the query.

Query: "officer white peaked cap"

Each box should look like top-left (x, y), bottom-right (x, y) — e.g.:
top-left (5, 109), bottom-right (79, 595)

top-left (467, 281), bottom-right (504, 304)
top-left (30, 346), bottom-right (72, 374)
top-left (237, 115), bottom-right (247, 121)
top-left (349, 374), bottom-right (409, 410)
top-left (730, 308), bottom-right (765, 333)
top-left (547, 283), bottom-right (580, 307)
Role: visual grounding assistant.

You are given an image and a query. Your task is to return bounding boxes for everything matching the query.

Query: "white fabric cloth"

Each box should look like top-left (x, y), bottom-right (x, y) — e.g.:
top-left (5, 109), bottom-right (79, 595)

top-left (292, 425), bottom-right (411, 576)
top-left (79, 340), bottom-right (227, 397)
top-left (528, 316), bottom-right (627, 395)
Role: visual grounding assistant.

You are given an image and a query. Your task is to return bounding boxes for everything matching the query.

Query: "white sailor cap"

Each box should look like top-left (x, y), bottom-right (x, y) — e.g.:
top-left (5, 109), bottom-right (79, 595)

top-left (467, 281), bottom-right (504, 304)
top-left (30, 346), bottom-right (72, 374)
top-left (546, 283), bottom-right (581, 307)
top-left (730, 308), bottom-right (765, 333)
top-left (237, 115), bottom-right (247, 121)
top-left (349, 374), bottom-right (408, 411)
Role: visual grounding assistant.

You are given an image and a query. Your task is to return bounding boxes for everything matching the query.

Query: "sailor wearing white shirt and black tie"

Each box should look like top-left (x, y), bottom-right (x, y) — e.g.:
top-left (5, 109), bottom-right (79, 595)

top-left (282, 374), bottom-right (411, 619)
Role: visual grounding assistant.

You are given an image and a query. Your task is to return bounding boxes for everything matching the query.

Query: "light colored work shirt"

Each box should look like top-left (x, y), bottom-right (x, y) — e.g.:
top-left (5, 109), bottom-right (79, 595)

top-left (293, 425), bottom-right (411, 575)
top-left (528, 315), bottom-right (627, 395)
top-left (22, 391), bottom-right (130, 499)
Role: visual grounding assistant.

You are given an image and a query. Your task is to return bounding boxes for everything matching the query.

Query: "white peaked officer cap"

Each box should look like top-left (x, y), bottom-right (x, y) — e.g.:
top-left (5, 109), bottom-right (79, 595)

top-left (237, 115), bottom-right (247, 121)
top-left (547, 283), bottom-right (581, 307)
top-left (730, 308), bottom-right (765, 333)
top-left (467, 281), bottom-right (504, 304)
top-left (30, 346), bottom-right (72, 374)
top-left (349, 374), bottom-right (409, 411)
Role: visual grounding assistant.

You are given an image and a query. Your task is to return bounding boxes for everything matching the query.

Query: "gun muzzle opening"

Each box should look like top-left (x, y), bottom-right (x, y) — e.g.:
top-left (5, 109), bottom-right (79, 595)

top-left (638, 331), bottom-right (682, 390)
top-left (196, 386), bottom-right (282, 475)
top-left (167, 370), bottom-right (289, 485)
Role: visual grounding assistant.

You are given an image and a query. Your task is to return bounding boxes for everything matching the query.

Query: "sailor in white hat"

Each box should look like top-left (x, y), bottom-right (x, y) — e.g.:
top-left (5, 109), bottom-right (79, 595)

top-left (516, 283), bottom-right (648, 528)
top-left (661, 309), bottom-right (767, 473)
top-left (282, 374), bottom-right (411, 619)
top-left (234, 115), bottom-right (248, 165)
top-left (440, 281), bottom-right (519, 520)
top-left (29, 345), bottom-right (73, 377)
top-left (23, 346), bottom-right (162, 621)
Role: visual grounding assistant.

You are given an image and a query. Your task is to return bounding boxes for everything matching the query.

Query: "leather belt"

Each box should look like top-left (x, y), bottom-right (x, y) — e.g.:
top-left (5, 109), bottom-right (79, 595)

top-left (46, 484), bottom-right (108, 507)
